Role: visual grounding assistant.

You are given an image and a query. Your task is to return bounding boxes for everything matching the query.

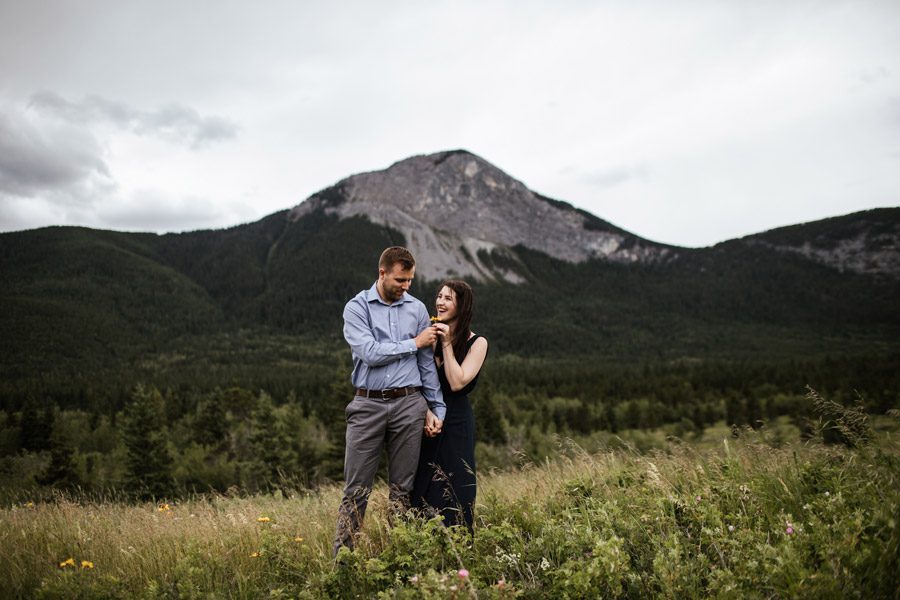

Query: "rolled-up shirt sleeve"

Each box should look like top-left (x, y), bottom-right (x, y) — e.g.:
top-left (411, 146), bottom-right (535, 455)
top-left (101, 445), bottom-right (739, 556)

top-left (415, 308), bottom-right (446, 420)
top-left (343, 298), bottom-right (417, 367)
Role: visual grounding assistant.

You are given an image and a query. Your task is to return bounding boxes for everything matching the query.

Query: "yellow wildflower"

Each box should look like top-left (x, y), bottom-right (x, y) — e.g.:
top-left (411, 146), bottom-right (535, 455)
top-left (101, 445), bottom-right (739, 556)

top-left (293, 536), bottom-right (304, 543)
top-left (25, 502), bottom-right (34, 508)
top-left (81, 560), bottom-right (94, 569)
top-left (257, 516), bottom-right (271, 523)
top-left (59, 558), bottom-right (76, 568)
top-left (430, 316), bottom-right (442, 323)
top-left (250, 551), bottom-right (262, 558)
top-left (158, 503), bottom-right (171, 512)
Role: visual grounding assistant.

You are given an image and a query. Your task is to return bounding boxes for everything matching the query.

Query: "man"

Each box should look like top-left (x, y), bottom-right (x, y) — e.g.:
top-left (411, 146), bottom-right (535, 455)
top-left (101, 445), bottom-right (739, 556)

top-left (333, 246), bottom-right (445, 556)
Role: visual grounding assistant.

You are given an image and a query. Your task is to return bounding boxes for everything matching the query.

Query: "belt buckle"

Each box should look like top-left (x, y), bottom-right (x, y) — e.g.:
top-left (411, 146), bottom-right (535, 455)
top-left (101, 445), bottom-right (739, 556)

top-left (381, 388), bottom-right (391, 400)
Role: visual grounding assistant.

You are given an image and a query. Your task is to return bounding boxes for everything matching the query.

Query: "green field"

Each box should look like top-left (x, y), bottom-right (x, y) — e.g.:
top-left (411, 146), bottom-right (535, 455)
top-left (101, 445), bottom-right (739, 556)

top-left (3, 415), bottom-right (897, 599)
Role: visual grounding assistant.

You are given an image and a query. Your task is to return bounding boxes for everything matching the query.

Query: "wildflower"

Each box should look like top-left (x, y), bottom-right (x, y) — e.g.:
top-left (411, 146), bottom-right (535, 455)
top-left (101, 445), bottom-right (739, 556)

top-left (430, 316), bottom-right (442, 323)
top-left (458, 568), bottom-right (469, 579)
top-left (81, 560), bottom-right (94, 569)
top-left (786, 526), bottom-right (794, 535)
top-left (728, 525), bottom-right (735, 532)
top-left (25, 502), bottom-right (34, 508)
top-left (257, 516), bottom-right (271, 523)
top-left (250, 551), bottom-right (262, 557)
top-left (695, 495), bottom-right (702, 502)
top-left (293, 536), bottom-right (304, 543)
top-left (410, 575), bottom-right (419, 584)
top-left (824, 491), bottom-right (830, 497)
top-left (158, 503), bottom-right (171, 512)
top-left (59, 558), bottom-right (76, 568)
top-left (497, 578), bottom-right (506, 589)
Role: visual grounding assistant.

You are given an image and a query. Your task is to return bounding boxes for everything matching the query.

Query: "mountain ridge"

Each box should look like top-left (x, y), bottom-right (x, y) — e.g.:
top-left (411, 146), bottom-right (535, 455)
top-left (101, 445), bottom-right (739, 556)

top-left (289, 150), bottom-right (676, 282)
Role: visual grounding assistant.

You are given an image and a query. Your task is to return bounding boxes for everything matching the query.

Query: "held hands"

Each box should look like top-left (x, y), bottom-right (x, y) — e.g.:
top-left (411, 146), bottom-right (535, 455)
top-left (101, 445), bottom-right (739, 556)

top-left (424, 409), bottom-right (443, 437)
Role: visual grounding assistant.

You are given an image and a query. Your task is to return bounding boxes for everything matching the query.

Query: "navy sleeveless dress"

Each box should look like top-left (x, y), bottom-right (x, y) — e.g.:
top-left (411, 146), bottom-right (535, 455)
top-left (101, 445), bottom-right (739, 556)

top-left (412, 334), bottom-right (484, 530)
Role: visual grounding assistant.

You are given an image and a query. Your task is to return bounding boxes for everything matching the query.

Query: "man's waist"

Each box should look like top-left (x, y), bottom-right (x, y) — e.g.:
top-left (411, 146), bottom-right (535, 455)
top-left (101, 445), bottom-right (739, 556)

top-left (355, 386), bottom-right (422, 399)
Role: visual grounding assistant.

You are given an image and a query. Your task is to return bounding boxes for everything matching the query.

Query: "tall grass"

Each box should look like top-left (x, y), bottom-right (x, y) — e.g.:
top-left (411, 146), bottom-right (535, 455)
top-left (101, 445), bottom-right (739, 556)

top-left (2, 420), bottom-right (898, 598)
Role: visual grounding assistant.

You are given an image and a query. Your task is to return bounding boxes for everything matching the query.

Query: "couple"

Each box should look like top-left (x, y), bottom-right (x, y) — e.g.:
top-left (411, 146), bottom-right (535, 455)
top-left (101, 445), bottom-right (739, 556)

top-left (333, 246), bottom-right (488, 556)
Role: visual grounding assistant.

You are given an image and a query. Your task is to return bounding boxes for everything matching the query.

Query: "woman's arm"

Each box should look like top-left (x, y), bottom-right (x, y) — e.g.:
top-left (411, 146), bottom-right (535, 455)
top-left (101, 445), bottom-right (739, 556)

top-left (441, 336), bottom-right (488, 392)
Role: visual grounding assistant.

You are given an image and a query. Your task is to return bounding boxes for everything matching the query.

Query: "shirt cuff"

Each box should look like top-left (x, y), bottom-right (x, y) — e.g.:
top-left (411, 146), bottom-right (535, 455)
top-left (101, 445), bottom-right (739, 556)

top-left (430, 404), bottom-right (446, 421)
top-left (403, 339), bottom-right (417, 354)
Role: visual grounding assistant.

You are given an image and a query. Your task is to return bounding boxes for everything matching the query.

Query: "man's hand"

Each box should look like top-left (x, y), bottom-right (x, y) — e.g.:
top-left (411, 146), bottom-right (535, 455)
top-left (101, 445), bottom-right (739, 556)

top-left (424, 409), bottom-right (443, 437)
top-left (414, 325), bottom-right (438, 349)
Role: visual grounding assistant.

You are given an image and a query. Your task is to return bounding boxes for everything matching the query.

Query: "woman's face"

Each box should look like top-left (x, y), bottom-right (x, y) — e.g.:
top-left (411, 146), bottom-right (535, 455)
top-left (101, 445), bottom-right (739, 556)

top-left (435, 286), bottom-right (457, 322)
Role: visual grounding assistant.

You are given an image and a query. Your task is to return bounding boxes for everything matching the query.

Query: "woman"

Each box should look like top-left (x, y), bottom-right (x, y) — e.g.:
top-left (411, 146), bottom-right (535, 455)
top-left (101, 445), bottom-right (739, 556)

top-left (411, 280), bottom-right (488, 531)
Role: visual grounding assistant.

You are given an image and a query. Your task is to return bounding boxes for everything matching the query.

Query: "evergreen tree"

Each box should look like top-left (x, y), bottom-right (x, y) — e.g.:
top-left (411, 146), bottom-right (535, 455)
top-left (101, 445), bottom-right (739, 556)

top-left (249, 392), bottom-right (286, 490)
top-left (319, 367), bottom-right (353, 480)
top-left (280, 402), bottom-right (326, 488)
top-left (725, 393), bottom-right (747, 427)
top-left (605, 402), bottom-right (619, 434)
top-left (38, 418), bottom-right (81, 489)
top-left (122, 385), bottom-right (174, 499)
top-left (193, 393), bottom-right (228, 448)
top-left (746, 395), bottom-right (764, 429)
top-left (19, 397), bottom-right (53, 453)
top-left (476, 394), bottom-right (507, 445)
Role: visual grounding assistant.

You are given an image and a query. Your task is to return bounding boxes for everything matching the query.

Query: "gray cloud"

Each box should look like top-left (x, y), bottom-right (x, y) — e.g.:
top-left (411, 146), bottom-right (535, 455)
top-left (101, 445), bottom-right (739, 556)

top-left (29, 91), bottom-right (239, 149)
top-left (582, 164), bottom-right (651, 189)
top-left (0, 107), bottom-right (110, 197)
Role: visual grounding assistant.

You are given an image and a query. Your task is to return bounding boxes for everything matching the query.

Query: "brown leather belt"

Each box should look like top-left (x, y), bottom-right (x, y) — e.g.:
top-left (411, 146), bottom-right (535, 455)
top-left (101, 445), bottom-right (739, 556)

top-left (355, 386), bottom-right (422, 399)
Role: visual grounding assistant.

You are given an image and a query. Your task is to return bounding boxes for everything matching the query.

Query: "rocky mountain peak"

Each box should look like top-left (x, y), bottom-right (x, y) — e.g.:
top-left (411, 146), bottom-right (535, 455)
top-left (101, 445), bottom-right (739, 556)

top-left (290, 150), bottom-right (674, 282)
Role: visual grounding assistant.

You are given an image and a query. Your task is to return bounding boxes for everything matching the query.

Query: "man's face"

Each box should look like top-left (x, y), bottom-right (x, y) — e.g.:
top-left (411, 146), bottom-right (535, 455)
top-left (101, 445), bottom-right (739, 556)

top-left (378, 263), bottom-right (415, 302)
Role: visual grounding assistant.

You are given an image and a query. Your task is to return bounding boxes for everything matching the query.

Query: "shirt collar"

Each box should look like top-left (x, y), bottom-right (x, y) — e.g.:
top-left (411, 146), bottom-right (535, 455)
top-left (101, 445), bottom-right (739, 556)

top-left (366, 282), bottom-right (413, 306)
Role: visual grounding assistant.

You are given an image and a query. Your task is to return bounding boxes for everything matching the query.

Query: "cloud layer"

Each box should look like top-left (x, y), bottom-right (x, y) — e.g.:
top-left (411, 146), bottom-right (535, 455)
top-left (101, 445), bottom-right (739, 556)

top-left (0, 1), bottom-right (897, 245)
top-left (29, 91), bottom-right (238, 149)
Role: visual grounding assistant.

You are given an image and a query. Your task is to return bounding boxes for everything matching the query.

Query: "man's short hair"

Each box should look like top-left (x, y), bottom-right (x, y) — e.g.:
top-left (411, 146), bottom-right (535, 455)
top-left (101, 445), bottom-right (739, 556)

top-left (379, 246), bottom-right (415, 271)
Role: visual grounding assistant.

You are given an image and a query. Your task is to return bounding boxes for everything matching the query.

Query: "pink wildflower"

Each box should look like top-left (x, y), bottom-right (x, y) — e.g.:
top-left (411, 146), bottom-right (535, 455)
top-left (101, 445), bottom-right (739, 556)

top-left (786, 526), bottom-right (794, 535)
top-left (458, 568), bottom-right (469, 579)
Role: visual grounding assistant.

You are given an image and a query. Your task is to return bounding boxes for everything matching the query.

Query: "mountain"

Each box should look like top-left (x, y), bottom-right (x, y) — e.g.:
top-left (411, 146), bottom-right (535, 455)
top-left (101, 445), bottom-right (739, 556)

top-left (290, 150), bottom-right (674, 283)
top-left (739, 210), bottom-right (900, 277)
top-left (1, 150), bottom-right (898, 407)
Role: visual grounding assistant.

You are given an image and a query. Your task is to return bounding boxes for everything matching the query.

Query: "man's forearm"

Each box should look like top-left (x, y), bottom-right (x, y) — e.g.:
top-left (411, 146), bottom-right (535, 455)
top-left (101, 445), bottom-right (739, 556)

top-left (349, 338), bottom-right (418, 367)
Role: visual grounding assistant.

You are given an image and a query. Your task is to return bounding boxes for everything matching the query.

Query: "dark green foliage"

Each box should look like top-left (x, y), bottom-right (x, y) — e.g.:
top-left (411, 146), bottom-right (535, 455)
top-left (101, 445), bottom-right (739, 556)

top-left (37, 419), bottom-right (81, 489)
top-left (475, 394), bottom-right (507, 445)
top-left (249, 392), bottom-right (287, 489)
top-left (122, 386), bottom-right (174, 499)
top-left (19, 397), bottom-right (53, 453)
top-left (192, 394), bottom-right (227, 448)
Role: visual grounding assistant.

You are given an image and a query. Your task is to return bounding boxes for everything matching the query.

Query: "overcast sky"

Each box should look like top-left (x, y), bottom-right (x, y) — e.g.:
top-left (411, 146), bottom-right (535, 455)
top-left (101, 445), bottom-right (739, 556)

top-left (0, 1), bottom-right (897, 247)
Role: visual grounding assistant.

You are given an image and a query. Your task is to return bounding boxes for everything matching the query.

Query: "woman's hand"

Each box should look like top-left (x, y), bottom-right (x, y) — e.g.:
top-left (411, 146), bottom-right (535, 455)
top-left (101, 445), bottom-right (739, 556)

top-left (433, 322), bottom-right (450, 346)
top-left (424, 409), bottom-right (442, 437)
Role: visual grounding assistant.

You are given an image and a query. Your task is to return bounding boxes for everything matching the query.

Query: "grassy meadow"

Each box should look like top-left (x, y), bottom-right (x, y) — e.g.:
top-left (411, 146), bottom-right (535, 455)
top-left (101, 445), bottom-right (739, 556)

top-left (2, 419), bottom-right (898, 599)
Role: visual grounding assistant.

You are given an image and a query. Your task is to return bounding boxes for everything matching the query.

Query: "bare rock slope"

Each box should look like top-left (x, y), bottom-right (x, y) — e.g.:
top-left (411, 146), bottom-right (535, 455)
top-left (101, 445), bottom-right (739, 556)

top-left (290, 150), bottom-right (673, 282)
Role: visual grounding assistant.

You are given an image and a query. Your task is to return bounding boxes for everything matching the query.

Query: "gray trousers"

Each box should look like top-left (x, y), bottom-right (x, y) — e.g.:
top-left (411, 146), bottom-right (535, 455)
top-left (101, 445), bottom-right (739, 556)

top-left (333, 391), bottom-right (428, 555)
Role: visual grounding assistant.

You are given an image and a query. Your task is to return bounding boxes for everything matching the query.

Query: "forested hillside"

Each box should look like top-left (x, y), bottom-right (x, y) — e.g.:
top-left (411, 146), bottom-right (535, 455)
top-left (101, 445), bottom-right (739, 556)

top-left (1, 205), bottom-right (898, 498)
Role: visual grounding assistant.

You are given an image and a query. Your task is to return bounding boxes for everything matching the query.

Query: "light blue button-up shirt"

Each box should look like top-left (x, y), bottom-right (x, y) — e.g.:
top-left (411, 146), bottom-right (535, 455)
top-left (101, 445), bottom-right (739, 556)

top-left (343, 283), bottom-right (446, 420)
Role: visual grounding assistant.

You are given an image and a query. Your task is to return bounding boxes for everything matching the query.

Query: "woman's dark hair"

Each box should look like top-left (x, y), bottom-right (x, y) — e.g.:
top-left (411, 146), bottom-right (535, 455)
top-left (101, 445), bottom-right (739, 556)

top-left (435, 279), bottom-right (474, 361)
